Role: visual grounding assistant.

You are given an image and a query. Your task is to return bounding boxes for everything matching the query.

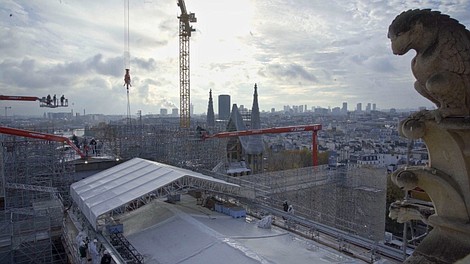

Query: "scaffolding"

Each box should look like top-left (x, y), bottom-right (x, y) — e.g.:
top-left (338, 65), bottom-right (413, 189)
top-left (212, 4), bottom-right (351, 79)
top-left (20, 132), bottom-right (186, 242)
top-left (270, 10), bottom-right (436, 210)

top-left (88, 122), bottom-right (227, 171)
top-left (237, 166), bottom-right (388, 242)
top-left (0, 119), bottom-right (388, 262)
top-left (0, 130), bottom-right (74, 263)
top-left (92, 121), bottom-right (387, 242)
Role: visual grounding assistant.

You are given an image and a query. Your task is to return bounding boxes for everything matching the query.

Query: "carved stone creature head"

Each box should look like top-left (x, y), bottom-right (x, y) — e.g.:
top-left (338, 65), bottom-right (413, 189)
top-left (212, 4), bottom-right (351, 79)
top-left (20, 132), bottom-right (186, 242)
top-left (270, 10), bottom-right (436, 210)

top-left (388, 9), bottom-right (456, 55)
top-left (391, 169), bottom-right (418, 191)
top-left (400, 118), bottom-right (426, 139)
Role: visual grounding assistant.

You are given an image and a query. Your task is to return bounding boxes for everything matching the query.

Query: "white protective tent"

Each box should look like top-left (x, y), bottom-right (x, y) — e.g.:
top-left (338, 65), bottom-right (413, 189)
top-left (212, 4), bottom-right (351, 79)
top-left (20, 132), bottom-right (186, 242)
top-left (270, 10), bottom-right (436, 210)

top-left (70, 158), bottom-right (240, 230)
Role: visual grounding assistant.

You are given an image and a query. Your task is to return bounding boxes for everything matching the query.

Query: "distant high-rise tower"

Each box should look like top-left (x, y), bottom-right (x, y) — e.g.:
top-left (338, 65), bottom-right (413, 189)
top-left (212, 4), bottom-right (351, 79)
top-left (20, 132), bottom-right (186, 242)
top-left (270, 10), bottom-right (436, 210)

top-left (372, 103), bottom-right (376, 111)
top-left (342, 102), bottom-right (347, 113)
top-left (218, 94), bottom-right (231, 120)
top-left (356, 103), bottom-right (362, 112)
top-left (207, 90), bottom-right (215, 127)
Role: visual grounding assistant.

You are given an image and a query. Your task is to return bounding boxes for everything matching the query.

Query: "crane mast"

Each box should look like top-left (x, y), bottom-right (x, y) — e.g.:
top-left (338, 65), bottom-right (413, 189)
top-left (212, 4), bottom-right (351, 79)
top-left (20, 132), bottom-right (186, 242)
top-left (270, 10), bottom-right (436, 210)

top-left (177, 0), bottom-right (196, 128)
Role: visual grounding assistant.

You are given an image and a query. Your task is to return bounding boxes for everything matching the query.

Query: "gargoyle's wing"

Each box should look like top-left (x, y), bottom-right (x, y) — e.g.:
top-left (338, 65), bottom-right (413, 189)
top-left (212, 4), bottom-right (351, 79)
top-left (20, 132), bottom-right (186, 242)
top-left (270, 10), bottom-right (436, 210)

top-left (439, 28), bottom-right (470, 72)
top-left (440, 29), bottom-right (470, 75)
top-left (440, 29), bottom-right (470, 111)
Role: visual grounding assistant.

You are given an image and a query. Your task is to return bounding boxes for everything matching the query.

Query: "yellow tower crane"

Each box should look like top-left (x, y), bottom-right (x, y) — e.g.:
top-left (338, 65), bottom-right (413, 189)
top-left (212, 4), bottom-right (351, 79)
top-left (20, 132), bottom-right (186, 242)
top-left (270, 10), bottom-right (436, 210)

top-left (177, 0), bottom-right (196, 128)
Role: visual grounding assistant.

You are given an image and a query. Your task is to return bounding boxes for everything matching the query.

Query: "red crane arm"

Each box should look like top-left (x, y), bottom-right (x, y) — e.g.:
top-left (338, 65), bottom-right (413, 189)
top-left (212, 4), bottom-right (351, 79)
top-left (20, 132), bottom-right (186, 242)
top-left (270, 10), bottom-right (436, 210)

top-left (202, 124), bottom-right (322, 166)
top-left (0, 95), bottom-right (40, 102)
top-left (0, 126), bottom-right (86, 159)
top-left (203, 124), bottom-right (322, 139)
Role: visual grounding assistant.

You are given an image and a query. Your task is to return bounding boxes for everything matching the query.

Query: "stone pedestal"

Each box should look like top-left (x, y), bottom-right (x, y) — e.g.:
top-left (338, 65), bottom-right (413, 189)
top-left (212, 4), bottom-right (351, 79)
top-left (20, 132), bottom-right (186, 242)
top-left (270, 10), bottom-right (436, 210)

top-left (392, 115), bottom-right (470, 263)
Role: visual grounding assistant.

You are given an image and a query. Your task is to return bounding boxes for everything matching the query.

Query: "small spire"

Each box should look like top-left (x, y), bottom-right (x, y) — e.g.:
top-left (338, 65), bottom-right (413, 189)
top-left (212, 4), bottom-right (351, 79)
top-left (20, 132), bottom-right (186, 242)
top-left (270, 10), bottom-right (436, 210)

top-left (207, 89), bottom-right (215, 127)
top-left (251, 83), bottom-right (260, 129)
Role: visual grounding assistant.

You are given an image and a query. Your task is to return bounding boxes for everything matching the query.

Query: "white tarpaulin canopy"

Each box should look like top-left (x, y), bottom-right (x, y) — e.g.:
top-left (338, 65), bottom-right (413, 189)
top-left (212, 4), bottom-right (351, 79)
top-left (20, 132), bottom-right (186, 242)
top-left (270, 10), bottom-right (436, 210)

top-left (70, 158), bottom-right (239, 230)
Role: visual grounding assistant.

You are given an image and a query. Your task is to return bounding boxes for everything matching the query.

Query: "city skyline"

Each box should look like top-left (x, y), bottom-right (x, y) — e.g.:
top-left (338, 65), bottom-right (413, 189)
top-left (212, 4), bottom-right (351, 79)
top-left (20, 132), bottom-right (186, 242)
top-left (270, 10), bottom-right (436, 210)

top-left (3, 96), bottom-right (430, 118)
top-left (1, 1), bottom-right (468, 116)
top-left (143, 98), bottom-right (429, 115)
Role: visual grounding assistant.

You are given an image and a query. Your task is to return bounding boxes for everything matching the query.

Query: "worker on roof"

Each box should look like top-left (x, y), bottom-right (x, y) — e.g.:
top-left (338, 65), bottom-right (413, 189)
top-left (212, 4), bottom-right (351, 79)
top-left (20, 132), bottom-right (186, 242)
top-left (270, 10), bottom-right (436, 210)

top-left (75, 230), bottom-right (86, 247)
top-left (288, 205), bottom-right (294, 215)
top-left (89, 239), bottom-right (100, 264)
top-left (79, 240), bottom-right (88, 264)
top-left (90, 138), bottom-right (97, 155)
top-left (101, 250), bottom-right (112, 264)
top-left (283, 201), bottom-right (289, 212)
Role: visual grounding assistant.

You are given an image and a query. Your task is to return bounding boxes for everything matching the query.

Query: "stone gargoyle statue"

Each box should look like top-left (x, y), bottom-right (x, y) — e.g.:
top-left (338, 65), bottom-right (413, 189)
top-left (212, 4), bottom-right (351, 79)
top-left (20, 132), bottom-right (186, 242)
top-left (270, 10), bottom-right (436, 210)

top-left (388, 9), bottom-right (470, 264)
top-left (388, 8), bottom-right (470, 122)
top-left (389, 199), bottom-right (434, 225)
top-left (390, 166), bottom-right (466, 222)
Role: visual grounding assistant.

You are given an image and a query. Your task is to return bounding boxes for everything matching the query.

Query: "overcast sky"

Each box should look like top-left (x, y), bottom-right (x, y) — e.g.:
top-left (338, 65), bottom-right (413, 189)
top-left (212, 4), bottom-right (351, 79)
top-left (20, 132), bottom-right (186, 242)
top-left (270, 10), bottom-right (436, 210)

top-left (1, 0), bottom-right (470, 117)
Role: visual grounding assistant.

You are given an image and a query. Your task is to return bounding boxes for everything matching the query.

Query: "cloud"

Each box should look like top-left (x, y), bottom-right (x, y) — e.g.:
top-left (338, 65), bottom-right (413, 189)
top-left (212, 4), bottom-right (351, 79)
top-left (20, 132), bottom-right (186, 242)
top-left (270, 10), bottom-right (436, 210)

top-left (0, 58), bottom-right (70, 89)
top-left (87, 54), bottom-right (122, 77)
top-left (158, 98), bottom-right (178, 109)
top-left (2, 0), bottom-right (469, 116)
top-left (259, 63), bottom-right (318, 83)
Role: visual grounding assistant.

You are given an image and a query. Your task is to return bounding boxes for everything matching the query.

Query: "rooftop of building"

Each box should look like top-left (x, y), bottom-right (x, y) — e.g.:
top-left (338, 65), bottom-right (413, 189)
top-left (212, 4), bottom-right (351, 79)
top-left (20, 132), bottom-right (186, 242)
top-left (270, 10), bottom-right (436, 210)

top-left (116, 194), bottom-right (372, 264)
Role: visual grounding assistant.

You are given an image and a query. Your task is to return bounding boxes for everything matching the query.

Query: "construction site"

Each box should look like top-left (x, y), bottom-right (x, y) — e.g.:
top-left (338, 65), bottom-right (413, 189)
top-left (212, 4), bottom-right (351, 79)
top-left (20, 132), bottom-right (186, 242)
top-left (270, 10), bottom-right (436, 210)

top-left (0, 103), bottom-right (394, 264)
top-left (0, 1), bottom-right (399, 263)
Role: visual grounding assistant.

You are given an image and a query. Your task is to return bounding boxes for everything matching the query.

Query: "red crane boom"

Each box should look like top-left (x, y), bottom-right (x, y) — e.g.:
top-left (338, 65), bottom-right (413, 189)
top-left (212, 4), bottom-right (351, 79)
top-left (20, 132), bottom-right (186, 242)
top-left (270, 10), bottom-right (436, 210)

top-left (0, 95), bottom-right (40, 102)
top-left (202, 124), bottom-right (322, 166)
top-left (0, 126), bottom-right (86, 159)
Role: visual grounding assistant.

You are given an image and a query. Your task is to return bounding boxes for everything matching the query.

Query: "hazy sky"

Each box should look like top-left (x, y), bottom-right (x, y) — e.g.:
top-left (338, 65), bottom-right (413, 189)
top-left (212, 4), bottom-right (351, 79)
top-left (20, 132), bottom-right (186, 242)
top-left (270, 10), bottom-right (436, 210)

top-left (1, 0), bottom-right (469, 116)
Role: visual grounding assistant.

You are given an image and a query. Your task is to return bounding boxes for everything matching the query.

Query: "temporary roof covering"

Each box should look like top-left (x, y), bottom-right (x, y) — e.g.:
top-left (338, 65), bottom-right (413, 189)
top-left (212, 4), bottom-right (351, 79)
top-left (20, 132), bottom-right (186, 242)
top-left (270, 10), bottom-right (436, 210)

top-left (126, 201), bottom-right (365, 264)
top-left (70, 158), bottom-right (240, 230)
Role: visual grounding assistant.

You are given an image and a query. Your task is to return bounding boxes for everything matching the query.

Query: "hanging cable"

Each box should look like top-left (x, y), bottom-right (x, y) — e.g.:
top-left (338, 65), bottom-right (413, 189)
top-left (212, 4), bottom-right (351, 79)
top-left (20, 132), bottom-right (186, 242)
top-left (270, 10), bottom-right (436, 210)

top-left (123, 0), bottom-right (131, 125)
top-left (124, 0), bottom-right (130, 71)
